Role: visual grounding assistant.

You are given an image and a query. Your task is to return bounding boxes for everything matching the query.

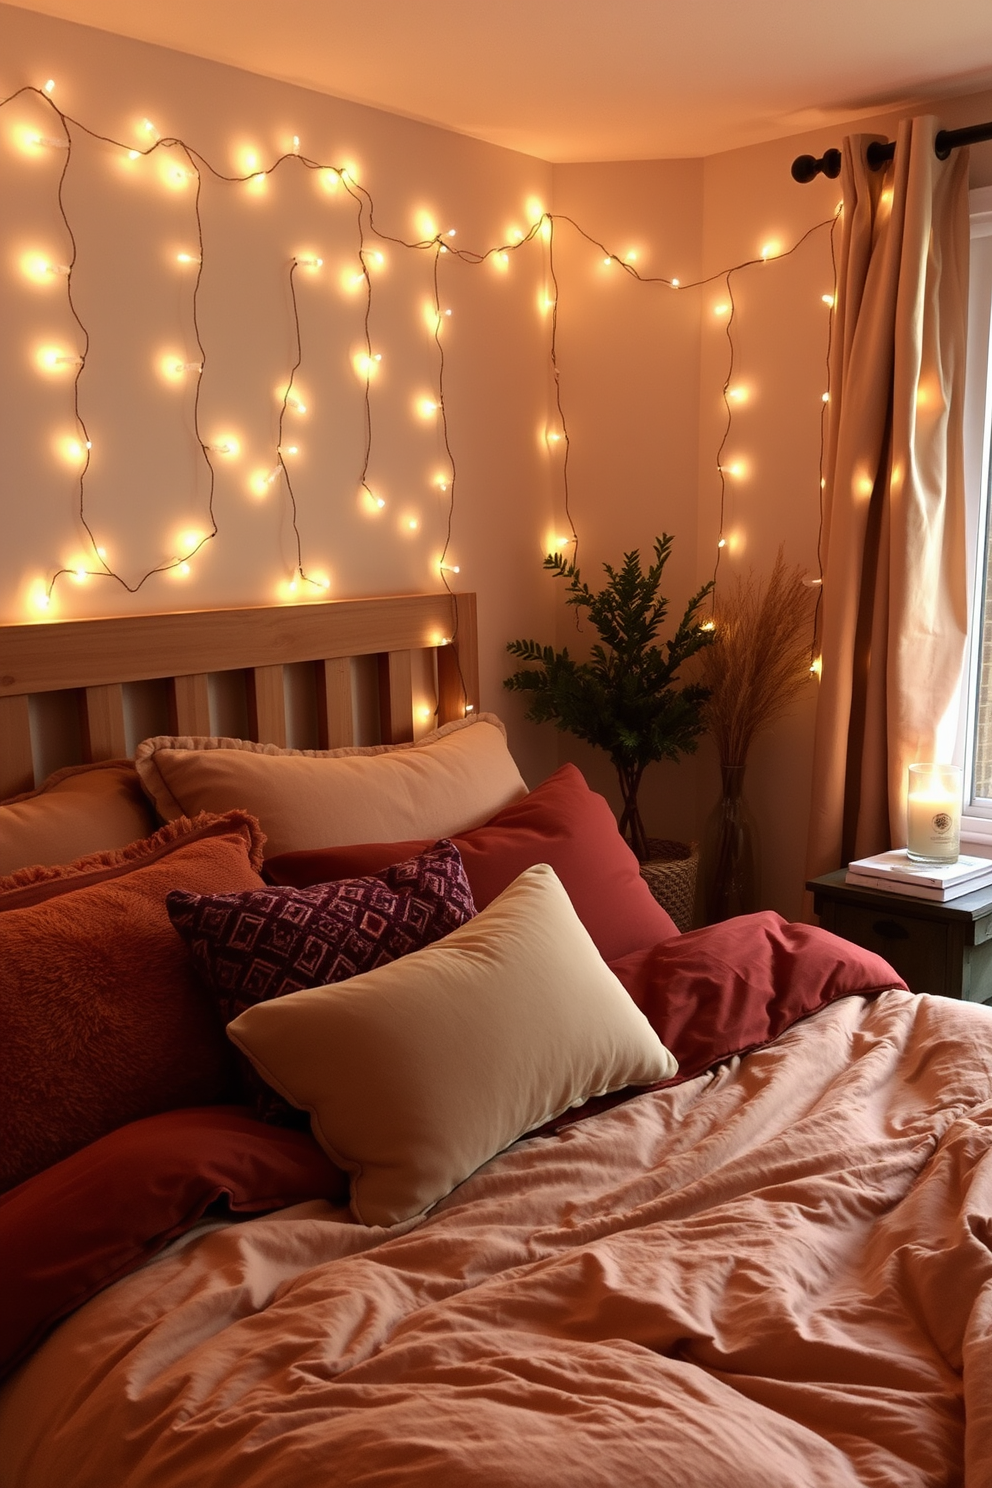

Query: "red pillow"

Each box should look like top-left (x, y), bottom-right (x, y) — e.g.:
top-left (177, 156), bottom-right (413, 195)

top-left (264, 764), bottom-right (678, 962)
top-left (0, 812), bottom-right (266, 1193)
top-left (0, 1106), bottom-right (346, 1380)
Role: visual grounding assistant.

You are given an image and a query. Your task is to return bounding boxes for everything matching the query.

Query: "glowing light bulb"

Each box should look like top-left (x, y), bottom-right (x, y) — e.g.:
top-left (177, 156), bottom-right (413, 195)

top-left (821, 293), bottom-right (835, 307)
top-left (295, 254), bottom-right (323, 269)
top-left (508, 228), bottom-right (524, 243)
top-left (38, 346), bottom-right (82, 372)
top-left (546, 431), bottom-right (562, 445)
top-left (700, 620), bottom-right (716, 632)
top-left (32, 133), bottom-right (69, 149)
top-left (142, 118), bottom-right (156, 136)
top-left (252, 466), bottom-right (282, 495)
top-left (176, 251), bottom-right (201, 265)
top-left (278, 444), bottom-right (298, 457)
top-left (526, 197), bottom-right (544, 222)
top-left (670, 277), bottom-right (680, 288)
top-left (364, 250), bottom-right (385, 268)
top-left (717, 538), bottom-right (727, 549)
top-left (210, 436), bottom-right (240, 457)
top-left (713, 302), bottom-right (730, 316)
top-left (760, 241), bottom-right (781, 260)
top-left (727, 387), bottom-right (747, 403)
top-left (822, 392), bottom-right (830, 403)
top-left (406, 518), bottom-right (419, 531)
top-left (286, 393), bottom-right (307, 413)
top-left (439, 563), bottom-right (460, 574)
top-left (625, 250), bottom-right (638, 263)
top-left (292, 135), bottom-right (300, 152)
top-left (127, 149), bottom-right (141, 160)
top-left (72, 567), bottom-right (88, 583)
top-left (493, 251), bottom-right (509, 270)
top-left (417, 397), bottom-right (439, 418)
top-left (465, 704), bottom-right (474, 714)
top-left (810, 656), bottom-right (823, 678)
top-left (720, 461), bottom-right (745, 479)
top-left (802, 577), bottom-right (823, 588)
top-left (96, 546), bottom-right (107, 560)
top-left (419, 706), bottom-right (433, 722)
top-left (60, 436), bottom-right (91, 462)
top-left (321, 168), bottom-right (340, 191)
top-left (447, 229), bottom-right (456, 238)
top-left (174, 562), bottom-right (191, 578)
top-left (36, 592), bottom-right (51, 609)
top-left (602, 256), bottom-right (612, 267)
top-left (43, 79), bottom-right (55, 93)
top-left (22, 253), bottom-right (69, 282)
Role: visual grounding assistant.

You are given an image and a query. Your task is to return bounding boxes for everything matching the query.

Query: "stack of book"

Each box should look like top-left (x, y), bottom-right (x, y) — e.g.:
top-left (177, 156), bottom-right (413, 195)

top-left (846, 850), bottom-right (992, 902)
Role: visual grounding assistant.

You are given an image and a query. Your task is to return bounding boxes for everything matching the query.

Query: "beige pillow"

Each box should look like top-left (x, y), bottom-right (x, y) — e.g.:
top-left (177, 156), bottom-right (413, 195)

top-left (227, 864), bottom-right (677, 1226)
top-left (0, 761), bottom-right (157, 877)
top-left (134, 715), bottom-right (527, 859)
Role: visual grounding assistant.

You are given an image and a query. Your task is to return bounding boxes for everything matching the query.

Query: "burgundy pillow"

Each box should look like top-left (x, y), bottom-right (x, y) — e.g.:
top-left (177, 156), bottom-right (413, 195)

top-left (0, 812), bottom-right (266, 1194)
top-left (0, 1106), bottom-right (346, 1381)
top-left (264, 764), bottom-right (679, 962)
top-left (168, 840), bottom-right (477, 1120)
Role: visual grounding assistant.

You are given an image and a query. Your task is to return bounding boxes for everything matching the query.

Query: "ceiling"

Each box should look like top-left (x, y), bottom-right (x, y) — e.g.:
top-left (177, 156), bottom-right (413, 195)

top-left (9, 0), bottom-right (992, 161)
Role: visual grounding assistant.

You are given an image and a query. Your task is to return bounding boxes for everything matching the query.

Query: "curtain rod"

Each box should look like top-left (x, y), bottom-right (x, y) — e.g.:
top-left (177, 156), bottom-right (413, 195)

top-left (791, 118), bottom-right (992, 183)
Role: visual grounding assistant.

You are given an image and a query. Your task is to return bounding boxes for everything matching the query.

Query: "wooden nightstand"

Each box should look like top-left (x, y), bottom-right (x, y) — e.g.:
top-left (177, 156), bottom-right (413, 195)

top-left (807, 870), bottom-right (992, 1005)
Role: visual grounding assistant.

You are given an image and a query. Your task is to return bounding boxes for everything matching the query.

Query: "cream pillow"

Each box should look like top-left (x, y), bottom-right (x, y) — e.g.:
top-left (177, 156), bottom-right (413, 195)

top-left (227, 864), bottom-right (677, 1226)
top-left (0, 761), bottom-right (157, 877)
top-left (134, 715), bottom-right (527, 859)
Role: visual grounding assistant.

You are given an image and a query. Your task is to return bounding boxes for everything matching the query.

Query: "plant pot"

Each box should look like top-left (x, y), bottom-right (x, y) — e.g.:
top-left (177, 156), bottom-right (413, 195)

top-left (639, 839), bottom-right (699, 933)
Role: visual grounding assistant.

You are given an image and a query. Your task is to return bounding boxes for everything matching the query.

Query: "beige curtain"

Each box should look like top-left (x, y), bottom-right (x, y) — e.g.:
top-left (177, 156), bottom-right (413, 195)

top-left (806, 116), bottom-right (970, 878)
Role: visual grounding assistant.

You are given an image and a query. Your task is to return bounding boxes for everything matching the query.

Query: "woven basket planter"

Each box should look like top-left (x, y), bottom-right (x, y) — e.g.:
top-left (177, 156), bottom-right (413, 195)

top-left (639, 838), bottom-right (699, 933)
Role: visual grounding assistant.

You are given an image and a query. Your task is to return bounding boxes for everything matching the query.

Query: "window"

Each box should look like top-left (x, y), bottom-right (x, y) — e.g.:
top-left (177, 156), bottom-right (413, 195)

top-left (959, 185), bottom-right (992, 844)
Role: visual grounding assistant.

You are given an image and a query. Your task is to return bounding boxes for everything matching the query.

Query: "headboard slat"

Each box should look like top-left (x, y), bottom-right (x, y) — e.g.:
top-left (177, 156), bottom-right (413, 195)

top-left (378, 651), bottom-right (414, 745)
top-left (247, 666), bottom-right (287, 747)
top-left (316, 658), bottom-right (354, 750)
top-left (0, 695), bottom-right (33, 799)
top-left (169, 673), bottom-right (212, 737)
top-left (82, 684), bottom-right (128, 761)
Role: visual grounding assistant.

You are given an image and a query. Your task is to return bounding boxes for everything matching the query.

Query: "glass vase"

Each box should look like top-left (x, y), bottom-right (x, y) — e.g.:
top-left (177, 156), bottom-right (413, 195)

top-left (701, 764), bottom-right (758, 923)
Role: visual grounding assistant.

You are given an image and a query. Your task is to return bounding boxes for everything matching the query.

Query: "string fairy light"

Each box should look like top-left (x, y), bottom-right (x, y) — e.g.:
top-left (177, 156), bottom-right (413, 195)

top-left (4, 80), bottom-right (835, 643)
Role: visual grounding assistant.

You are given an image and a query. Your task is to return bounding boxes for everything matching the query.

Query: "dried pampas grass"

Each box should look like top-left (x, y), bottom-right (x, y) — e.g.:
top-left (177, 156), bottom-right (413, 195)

top-left (698, 551), bottom-right (818, 768)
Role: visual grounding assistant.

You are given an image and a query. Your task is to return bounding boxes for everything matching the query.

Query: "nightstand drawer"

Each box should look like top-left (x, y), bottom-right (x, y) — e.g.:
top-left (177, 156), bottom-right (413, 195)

top-left (825, 902), bottom-right (951, 996)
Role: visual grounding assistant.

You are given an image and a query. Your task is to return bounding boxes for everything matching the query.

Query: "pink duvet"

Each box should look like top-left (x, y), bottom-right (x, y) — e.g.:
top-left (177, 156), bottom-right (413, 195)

top-left (2, 989), bottom-right (992, 1488)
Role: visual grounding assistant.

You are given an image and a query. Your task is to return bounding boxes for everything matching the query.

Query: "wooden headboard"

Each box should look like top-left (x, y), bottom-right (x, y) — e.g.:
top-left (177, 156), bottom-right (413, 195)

top-left (0, 592), bottom-right (478, 800)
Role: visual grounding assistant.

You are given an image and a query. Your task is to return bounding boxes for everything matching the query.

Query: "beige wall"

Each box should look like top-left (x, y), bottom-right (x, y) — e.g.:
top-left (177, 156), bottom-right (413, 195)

top-left (4, 1), bottom-right (992, 917)
top-left (0, 2), bottom-right (559, 784)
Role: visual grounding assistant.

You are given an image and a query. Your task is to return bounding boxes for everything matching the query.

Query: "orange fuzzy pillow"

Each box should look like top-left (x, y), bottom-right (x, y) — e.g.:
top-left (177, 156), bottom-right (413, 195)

top-left (0, 811), bottom-right (266, 1194)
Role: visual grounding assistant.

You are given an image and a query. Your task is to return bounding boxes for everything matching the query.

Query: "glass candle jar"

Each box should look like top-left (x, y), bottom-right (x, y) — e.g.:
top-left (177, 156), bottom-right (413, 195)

top-left (906, 763), bottom-right (962, 862)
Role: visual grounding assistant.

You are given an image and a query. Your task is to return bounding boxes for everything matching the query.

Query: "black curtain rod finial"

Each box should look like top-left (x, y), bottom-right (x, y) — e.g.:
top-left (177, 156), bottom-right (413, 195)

top-left (791, 148), bottom-right (842, 184)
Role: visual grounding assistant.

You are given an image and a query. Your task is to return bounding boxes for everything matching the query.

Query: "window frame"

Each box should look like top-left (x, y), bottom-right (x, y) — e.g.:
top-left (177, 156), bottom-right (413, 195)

top-left (958, 183), bottom-right (992, 845)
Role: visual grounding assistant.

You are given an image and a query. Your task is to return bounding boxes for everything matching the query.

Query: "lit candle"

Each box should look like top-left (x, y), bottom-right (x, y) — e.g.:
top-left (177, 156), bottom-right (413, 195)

top-left (907, 764), bottom-right (961, 862)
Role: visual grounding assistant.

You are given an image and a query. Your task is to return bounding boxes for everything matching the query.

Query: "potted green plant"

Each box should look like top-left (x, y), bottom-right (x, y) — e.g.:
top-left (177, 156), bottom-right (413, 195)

top-left (504, 534), bottom-right (715, 863)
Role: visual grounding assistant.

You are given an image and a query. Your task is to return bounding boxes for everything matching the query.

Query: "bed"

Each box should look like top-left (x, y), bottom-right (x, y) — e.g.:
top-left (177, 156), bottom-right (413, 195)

top-left (1, 593), bottom-right (991, 1488)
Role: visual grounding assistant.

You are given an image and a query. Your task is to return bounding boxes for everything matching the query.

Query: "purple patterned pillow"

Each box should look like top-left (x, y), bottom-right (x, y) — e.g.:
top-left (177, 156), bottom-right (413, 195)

top-left (167, 840), bottom-right (476, 1122)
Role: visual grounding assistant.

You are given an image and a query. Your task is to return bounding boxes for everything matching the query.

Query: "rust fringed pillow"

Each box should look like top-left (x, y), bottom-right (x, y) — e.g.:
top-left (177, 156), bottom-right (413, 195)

top-left (0, 811), bottom-right (267, 1194)
top-left (166, 840), bottom-right (477, 1122)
